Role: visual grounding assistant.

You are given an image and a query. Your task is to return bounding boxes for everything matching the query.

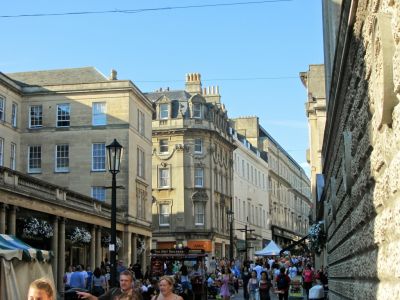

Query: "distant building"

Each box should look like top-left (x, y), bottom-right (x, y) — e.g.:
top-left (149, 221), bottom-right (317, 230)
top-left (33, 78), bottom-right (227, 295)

top-left (231, 116), bottom-right (311, 249)
top-left (146, 73), bottom-right (236, 258)
top-left (0, 67), bottom-right (154, 292)
top-left (322, 2), bottom-right (400, 299)
top-left (231, 128), bottom-right (272, 260)
top-left (300, 64), bottom-right (327, 267)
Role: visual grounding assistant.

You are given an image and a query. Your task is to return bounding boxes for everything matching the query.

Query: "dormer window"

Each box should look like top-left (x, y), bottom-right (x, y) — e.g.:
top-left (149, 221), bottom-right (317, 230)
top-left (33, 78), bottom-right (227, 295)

top-left (159, 103), bottom-right (169, 119)
top-left (193, 103), bottom-right (202, 119)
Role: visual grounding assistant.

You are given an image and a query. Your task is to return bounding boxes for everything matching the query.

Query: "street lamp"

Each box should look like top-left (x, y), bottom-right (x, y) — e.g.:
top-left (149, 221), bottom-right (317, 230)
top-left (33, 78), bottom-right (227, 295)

top-left (226, 209), bottom-right (234, 261)
top-left (106, 139), bottom-right (123, 288)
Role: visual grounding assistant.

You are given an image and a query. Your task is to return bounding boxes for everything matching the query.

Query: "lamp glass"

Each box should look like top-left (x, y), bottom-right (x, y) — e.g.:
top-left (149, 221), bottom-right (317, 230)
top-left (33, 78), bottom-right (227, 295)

top-left (106, 139), bottom-right (123, 173)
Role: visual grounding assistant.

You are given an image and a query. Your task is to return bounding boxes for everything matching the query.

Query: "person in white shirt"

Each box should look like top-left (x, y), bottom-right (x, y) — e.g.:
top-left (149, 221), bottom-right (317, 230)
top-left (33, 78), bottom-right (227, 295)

top-left (308, 279), bottom-right (325, 300)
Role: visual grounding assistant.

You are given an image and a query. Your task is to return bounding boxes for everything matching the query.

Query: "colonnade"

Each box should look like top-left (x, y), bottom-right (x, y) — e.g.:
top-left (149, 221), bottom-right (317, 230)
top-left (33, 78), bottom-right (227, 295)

top-left (0, 204), bottom-right (151, 295)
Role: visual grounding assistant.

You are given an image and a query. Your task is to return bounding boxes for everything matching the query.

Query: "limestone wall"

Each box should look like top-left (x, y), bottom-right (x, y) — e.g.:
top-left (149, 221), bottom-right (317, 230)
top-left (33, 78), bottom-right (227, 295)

top-left (323, 1), bottom-right (400, 299)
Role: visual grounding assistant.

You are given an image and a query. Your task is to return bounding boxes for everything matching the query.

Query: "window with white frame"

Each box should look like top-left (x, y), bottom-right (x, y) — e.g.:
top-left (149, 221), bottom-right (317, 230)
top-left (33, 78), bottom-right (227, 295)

top-left (57, 104), bottom-right (70, 127)
top-left (194, 138), bottom-right (203, 153)
top-left (159, 204), bottom-right (170, 226)
top-left (28, 145), bottom-right (41, 173)
top-left (0, 138), bottom-right (3, 166)
top-left (159, 104), bottom-right (169, 119)
top-left (55, 144), bottom-right (69, 172)
top-left (10, 143), bottom-right (16, 170)
top-left (92, 102), bottom-right (106, 126)
top-left (91, 186), bottom-right (106, 201)
top-left (29, 105), bottom-right (42, 128)
top-left (194, 202), bottom-right (205, 225)
top-left (195, 167), bottom-right (204, 187)
top-left (138, 109), bottom-right (145, 136)
top-left (193, 103), bottom-right (202, 118)
top-left (11, 103), bottom-right (17, 127)
top-left (137, 147), bottom-right (145, 178)
top-left (0, 97), bottom-right (4, 121)
top-left (159, 168), bottom-right (170, 188)
top-left (92, 143), bottom-right (106, 171)
top-left (159, 139), bottom-right (168, 153)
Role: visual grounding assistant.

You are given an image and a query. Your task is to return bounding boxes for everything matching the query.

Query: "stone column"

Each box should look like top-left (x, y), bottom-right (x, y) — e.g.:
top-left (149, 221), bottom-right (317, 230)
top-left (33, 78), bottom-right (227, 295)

top-left (90, 225), bottom-right (96, 270)
top-left (122, 228), bottom-right (132, 265)
top-left (0, 204), bottom-right (6, 234)
top-left (144, 236), bottom-right (151, 272)
top-left (222, 241), bottom-right (226, 258)
top-left (51, 217), bottom-right (59, 290)
top-left (132, 233), bottom-right (138, 265)
top-left (95, 226), bottom-right (102, 268)
top-left (8, 205), bottom-right (16, 235)
top-left (57, 218), bottom-right (66, 294)
top-left (140, 236), bottom-right (146, 271)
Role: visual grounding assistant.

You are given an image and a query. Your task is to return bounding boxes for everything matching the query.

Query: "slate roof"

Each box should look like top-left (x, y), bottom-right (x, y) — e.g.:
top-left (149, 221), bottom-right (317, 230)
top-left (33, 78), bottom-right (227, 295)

top-left (144, 90), bottom-right (192, 103)
top-left (145, 90), bottom-right (193, 118)
top-left (6, 67), bottom-right (108, 87)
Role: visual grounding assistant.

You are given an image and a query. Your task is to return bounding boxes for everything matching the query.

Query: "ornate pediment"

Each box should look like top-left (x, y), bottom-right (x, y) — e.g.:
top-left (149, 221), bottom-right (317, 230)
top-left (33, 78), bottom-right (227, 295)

top-left (192, 189), bottom-right (209, 201)
top-left (155, 95), bottom-right (172, 104)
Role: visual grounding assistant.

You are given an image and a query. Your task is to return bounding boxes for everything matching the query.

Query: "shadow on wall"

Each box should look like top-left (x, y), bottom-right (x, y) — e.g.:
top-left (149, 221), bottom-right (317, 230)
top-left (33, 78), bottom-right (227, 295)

top-left (323, 2), bottom-right (399, 300)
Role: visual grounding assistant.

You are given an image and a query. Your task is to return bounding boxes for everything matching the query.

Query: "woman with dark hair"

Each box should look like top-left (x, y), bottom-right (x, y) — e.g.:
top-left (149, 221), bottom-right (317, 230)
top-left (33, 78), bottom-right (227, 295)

top-left (242, 265), bottom-right (251, 300)
top-left (91, 267), bottom-right (107, 296)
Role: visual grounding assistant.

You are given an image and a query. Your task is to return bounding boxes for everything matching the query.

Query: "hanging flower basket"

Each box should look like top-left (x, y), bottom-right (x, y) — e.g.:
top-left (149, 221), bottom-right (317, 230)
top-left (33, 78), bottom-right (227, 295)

top-left (69, 227), bottom-right (91, 245)
top-left (23, 217), bottom-right (53, 239)
top-left (308, 221), bottom-right (326, 255)
top-left (101, 235), bottom-right (122, 251)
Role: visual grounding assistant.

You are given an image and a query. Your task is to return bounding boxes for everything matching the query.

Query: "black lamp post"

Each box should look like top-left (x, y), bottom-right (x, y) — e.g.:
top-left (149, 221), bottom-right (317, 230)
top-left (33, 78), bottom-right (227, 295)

top-left (106, 139), bottom-right (123, 288)
top-left (227, 209), bottom-right (234, 261)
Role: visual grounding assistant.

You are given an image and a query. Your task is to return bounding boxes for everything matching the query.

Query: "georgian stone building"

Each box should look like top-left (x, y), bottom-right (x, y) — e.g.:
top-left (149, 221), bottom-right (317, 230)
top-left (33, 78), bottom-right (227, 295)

top-left (232, 129), bottom-right (272, 260)
top-left (300, 64), bottom-right (327, 267)
top-left (0, 68), bottom-right (154, 292)
top-left (322, 1), bottom-right (400, 299)
top-left (146, 73), bottom-right (235, 258)
top-left (231, 116), bottom-right (311, 249)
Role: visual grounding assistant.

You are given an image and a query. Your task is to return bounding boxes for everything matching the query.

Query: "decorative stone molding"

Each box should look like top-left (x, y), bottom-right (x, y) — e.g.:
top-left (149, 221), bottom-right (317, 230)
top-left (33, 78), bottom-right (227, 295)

top-left (369, 13), bottom-right (397, 129)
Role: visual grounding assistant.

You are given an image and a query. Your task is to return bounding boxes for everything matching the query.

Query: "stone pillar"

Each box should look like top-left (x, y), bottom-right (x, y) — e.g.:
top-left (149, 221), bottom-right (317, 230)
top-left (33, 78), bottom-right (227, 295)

top-left (57, 218), bottom-right (66, 294)
top-left (222, 241), bottom-right (226, 258)
top-left (51, 217), bottom-right (59, 290)
top-left (140, 236), bottom-right (146, 271)
top-left (0, 204), bottom-right (6, 234)
top-left (95, 226), bottom-right (102, 268)
top-left (90, 225), bottom-right (96, 270)
top-left (122, 228), bottom-right (132, 265)
top-left (8, 205), bottom-right (16, 235)
top-left (144, 236), bottom-right (151, 272)
top-left (132, 234), bottom-right (138, 265)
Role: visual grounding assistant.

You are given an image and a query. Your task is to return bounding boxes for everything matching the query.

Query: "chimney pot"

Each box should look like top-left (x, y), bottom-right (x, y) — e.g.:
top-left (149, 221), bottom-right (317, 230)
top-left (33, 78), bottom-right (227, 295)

top-left (110, 69), bottom-right (118, 80)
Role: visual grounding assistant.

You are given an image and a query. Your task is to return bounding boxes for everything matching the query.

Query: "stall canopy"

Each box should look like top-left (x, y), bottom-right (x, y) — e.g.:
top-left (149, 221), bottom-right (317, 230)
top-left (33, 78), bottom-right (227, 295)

top-left (255, 240), bottom-right (282, 256)
top-left (0, 234), bottom-right (54, 300)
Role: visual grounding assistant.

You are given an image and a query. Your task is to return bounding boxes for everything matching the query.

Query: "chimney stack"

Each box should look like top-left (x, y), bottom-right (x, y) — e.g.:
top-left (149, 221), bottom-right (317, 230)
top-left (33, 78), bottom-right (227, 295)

top-left (185, 72), bottom-right (202, 95)
top-left (110, 69), bottom-right (118, 80)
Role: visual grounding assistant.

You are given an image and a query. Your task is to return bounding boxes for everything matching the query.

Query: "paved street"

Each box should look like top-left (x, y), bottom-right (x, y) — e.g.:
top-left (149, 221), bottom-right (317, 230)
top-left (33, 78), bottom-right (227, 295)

top-left (230, 287), bottom-right (281, 300)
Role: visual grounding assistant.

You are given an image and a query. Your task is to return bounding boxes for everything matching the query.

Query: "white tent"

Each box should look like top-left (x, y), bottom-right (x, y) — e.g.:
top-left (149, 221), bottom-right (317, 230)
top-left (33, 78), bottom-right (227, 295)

top-left (0, 234), bottom-right (54, 300)
top-left (254, 240), bottom-right (282, 256)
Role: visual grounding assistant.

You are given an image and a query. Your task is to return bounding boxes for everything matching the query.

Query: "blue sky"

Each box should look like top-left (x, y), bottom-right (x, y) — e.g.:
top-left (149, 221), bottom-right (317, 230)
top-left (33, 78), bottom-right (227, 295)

top-left (1, 0), bottom-right (324, 174)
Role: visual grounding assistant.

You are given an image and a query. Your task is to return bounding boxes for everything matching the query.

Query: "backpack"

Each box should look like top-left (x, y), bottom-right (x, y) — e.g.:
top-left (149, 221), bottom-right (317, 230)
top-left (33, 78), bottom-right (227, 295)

top-left (277, 274), bottom-right (288, 290)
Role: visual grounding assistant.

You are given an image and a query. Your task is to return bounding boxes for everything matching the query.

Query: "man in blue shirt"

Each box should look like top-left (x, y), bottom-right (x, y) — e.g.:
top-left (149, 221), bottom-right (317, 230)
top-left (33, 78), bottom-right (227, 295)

top-left (70, 265), bottom-right (86, 289)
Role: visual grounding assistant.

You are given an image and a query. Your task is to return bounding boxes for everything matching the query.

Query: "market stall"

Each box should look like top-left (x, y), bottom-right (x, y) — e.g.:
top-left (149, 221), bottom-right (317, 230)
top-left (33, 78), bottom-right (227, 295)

top-left (0, 234), bottom-right (54, 299)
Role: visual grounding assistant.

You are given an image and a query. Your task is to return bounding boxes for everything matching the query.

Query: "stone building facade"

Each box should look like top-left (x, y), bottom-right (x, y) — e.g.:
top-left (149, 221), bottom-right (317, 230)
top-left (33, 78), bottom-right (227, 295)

top-left (300, 64), bottom-right (327, 267)
top-left (232, 129), bottom-right (272, 260)
top-left (147, 74), bottom-right (235, 258)
top-left (0, 68), bottom-right (154, 290)
top-left (231, 116), bottom-right (311, 249)
top-left (322, 1), bottom-right (400, 299)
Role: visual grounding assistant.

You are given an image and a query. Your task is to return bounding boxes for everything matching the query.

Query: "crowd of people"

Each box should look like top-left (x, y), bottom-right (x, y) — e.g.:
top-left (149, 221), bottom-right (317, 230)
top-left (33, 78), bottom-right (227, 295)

top-left (27, 254), bottom-right (328, 300)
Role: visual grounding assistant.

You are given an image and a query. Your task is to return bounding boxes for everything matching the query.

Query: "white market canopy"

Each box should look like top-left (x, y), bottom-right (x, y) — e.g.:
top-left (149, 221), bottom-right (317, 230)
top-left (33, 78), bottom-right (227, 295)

top-left (255, 240), bottom-right (282, 256)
